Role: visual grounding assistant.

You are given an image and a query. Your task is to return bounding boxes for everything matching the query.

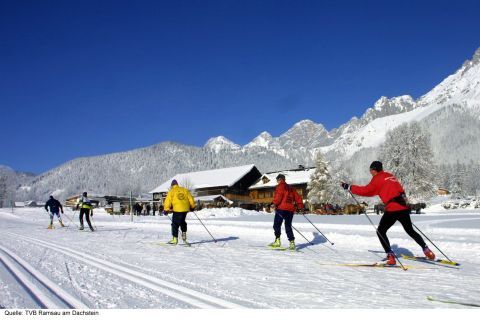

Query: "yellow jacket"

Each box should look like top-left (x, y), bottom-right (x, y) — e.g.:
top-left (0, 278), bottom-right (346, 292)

top-left (77, 196), bottom-right (93, 209)
top-left (163, 185), bottom-right (195, 213)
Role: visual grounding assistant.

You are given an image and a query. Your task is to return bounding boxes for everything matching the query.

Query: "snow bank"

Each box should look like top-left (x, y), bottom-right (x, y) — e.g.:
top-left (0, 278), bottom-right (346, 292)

top-left (194, 207), bottom-right (262, 219)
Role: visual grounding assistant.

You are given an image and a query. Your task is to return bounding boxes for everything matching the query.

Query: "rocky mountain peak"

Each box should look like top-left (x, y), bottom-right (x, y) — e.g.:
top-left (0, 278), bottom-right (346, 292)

top-left (244, 131), bottom-right (275, 149)
top-left (461, 47), bottom-right (480, 75)
top-left (204, 136), bottom-right (240, 153)
top-left (279, 119), bottom-right (330, 149)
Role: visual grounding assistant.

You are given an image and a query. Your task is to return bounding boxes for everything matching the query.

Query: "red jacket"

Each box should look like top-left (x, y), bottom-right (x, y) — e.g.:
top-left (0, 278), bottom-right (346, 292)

top-left (350, 171), bottom-right (409, 212)
top-left (273, 181), bottom-right (304, 212)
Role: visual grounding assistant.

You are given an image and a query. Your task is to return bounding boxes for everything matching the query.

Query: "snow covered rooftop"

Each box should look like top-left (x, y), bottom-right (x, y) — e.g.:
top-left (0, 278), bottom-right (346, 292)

top-left (149, 164), bottom-right (257, 193)
top-left (249, 168), bottom-right (314, 190)
top-left (195, 195), bottom-right (233, 204)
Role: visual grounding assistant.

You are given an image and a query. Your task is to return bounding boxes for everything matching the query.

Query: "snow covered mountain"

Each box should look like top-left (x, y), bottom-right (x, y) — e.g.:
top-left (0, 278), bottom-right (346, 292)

top-left (13, 142), bottom-right (297, 201)
top-left (320, 48), bottom-right (480, 161)
top-left (204, 136), bottom-right (241, 152)
top-left (5, 48), bottom-right (480, 201)
top-left (201, 48), bottom-right (480, 181)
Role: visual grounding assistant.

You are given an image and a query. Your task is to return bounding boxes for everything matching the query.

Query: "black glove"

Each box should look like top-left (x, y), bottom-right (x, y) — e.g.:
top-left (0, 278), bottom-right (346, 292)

top-left (341, 182), bottom-right (350, 190)
top-left (162, 211), bottom-right (168, 216)
top-left (90, 211), bottom-right (93, 217)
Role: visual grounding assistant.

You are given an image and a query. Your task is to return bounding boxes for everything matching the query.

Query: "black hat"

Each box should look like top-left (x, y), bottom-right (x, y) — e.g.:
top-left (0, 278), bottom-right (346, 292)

top-left (370, 161), bottom-right (383, 172)
top-left (276, 174), bottom-right (286, 180)
top-left (171, 179), bottom-right (178, 186)
top-left (49, 195), bottom-right (54, 199)
top-left (82, 192), bottom-right (87, 196)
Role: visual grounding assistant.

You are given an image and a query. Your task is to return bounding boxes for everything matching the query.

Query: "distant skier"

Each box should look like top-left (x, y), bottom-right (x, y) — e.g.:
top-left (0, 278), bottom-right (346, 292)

top-left (162, 180), bottom-right (195, 245)
top-left (341, 161), bottom-right (435, 265)
top-left (45, 195), bottom-right (65, 229)
top-left (269, 174), bottom-right (304, 250)
top-left (76, 192), bottom-right (94, 231)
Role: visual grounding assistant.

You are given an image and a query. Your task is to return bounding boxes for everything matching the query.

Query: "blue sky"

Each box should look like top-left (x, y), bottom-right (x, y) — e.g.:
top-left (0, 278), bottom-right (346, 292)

top-left (1, 0), bottom-right (479, 174)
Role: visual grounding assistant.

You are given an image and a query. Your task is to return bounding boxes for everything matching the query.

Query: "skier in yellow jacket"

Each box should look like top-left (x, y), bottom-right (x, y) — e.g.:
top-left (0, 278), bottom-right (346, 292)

top-left (163, 180), bottom-right (195, 245)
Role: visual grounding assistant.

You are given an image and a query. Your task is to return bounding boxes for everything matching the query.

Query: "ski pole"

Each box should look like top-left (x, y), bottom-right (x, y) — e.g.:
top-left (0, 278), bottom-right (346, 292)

top-left (347, 190), bottom-right (408, 271)
top-left (192, 211), bottom-right (217, 243)
top-left (62, 211), bottom-right (78, 229)
top-left (412, 222), bottom-right (453, 263)
top-left (277, 212), bottom-right (315, 246)
top-left (291, 225), bottom-right (315, 246)
top-left (301, 213), bottom-right (334, 245)
top-left (90, 212), bottom-right (97, 231)
top-left (162, 211), bottom-right (173, 222)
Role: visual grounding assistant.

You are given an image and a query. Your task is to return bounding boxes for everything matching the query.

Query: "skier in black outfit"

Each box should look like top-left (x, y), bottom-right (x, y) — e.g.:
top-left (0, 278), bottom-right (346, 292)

top-left (76, 192), bottom-right (95, 231)
top-left (45, 195), bottom-right (64, 229)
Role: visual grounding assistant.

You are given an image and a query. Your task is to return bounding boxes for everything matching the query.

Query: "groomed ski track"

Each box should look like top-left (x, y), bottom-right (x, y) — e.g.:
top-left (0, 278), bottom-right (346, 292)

top-left (0, 244), bottom-right (88, 309)
top-left (1, 208), bottom-right (479, 308)
top-left (3, 231), bottom-right (249, 309)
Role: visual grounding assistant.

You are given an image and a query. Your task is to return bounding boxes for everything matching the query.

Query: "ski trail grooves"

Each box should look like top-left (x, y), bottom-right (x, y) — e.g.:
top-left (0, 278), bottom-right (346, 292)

top-left (8, 232), bottom-right (245, 309)
top-left (0, 244), bottom-right (88, 309)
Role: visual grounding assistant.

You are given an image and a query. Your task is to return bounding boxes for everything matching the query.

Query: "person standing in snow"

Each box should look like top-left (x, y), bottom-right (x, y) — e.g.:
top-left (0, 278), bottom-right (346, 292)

top-left (162, 180), bottom-right (195, 245)
top-left (76, 192), bottom-right (95, 231)
top-left (45, 195), bottom-right (65, 229)
top-left (269, 174), bottom-right (304, 250)
top-left (341, 161), bottom-right (435, 265)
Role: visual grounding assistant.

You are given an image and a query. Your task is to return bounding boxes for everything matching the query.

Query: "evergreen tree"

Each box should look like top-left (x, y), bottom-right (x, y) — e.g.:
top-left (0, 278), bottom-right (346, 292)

top-left (380, 122), bottom-right (437, 202)
top-left (328, 166), bottom-right (351, 206)
top-left (0, 174), bottom-right (7, 208)
top-left (307, 151), bottom-right (332, 205)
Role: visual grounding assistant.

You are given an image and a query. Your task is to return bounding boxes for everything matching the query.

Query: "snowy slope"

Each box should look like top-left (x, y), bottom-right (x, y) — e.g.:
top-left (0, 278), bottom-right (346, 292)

top-left (1, 207), bottom-right (479, 309)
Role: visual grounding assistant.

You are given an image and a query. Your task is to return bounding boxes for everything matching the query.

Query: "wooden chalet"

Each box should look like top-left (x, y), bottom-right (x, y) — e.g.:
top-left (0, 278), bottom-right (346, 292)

top-left (149, 164), bottom-right (262, 206)
top-left (248, 166), bottom-right (315, 206)
top-left (437, 188), bottom-right (450, 196)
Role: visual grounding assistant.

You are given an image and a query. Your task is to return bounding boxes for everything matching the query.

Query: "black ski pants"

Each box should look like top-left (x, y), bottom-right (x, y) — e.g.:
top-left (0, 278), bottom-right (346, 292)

top-left (79, 208), bottom-right (94, 231)
top-left (273, 210), bottom-right (295, 241)
top-left (377, 209), bottom-right (427, 253)
top-left (171, 212), bottom-right (188, 237)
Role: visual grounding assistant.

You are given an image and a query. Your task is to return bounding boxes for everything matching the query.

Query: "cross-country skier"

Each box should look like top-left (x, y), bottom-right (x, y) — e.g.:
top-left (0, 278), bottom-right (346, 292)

top-left (76, 192), bottom-right (94, 232)
top-left (341, 161), bottom-right (435, 265)
top-left (45, 195), bottom-right (65, 229)
top-left (269, 174), bottom-right (304, 250)
top-left (162, 180), bottom-right (195, 245)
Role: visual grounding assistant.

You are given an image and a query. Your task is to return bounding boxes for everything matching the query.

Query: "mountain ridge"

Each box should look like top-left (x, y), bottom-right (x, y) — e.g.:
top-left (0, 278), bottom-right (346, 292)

top-left (4, 48), bottom-right (480, 201)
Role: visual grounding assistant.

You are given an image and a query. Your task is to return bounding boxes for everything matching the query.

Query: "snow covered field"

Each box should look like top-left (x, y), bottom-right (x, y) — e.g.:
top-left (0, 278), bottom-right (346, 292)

top-left (1, 207), bottom-right (479, 309)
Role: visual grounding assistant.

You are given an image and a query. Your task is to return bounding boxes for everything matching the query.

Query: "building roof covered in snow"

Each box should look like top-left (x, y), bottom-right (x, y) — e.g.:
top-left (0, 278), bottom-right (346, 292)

top-left (249, 167), bottom-right (315, 190)
top-left (195, 195), bottom-right (233, 204)
top-left (149, 164), bottom-right (259, 193)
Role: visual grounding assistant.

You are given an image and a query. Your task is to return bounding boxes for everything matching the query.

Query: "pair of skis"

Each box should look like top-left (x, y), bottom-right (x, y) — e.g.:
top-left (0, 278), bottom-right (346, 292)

top-left (337, 255), bottom-right (460, 269)
top-left (400, 254), bottom-right (460, 266)
top-left (155, 241), bottom-right (192, 247)
top-left (266, 245), bottom-right (301, 252)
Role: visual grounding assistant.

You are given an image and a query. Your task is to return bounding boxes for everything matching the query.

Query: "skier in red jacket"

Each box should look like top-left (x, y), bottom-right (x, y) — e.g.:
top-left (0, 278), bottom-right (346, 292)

top-left (341, 161), bottom-right (435, 265)
top-left (269, 174), bottom-right (304, 250)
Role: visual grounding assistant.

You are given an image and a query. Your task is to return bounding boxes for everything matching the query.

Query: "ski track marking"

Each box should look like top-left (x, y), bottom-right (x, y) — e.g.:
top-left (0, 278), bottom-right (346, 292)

top-left (7, 232), bottom-right (247, 309)
top-left (0, 244), bottom-right (89, 309)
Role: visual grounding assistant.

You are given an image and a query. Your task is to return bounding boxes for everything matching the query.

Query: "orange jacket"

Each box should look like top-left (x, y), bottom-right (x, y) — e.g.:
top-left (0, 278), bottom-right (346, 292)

top-left (273, 181), bottom-right (304, 212)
